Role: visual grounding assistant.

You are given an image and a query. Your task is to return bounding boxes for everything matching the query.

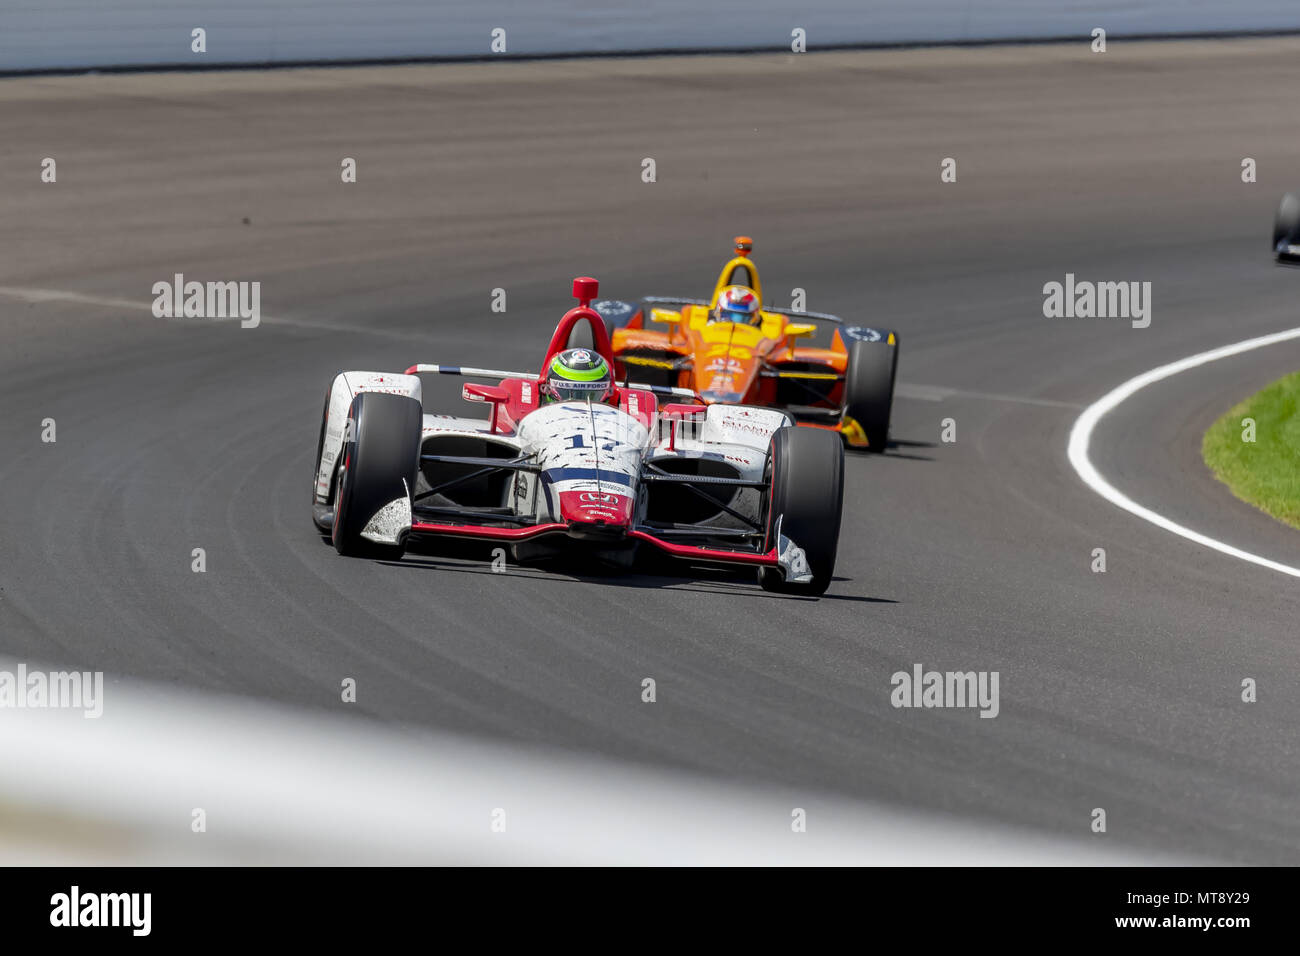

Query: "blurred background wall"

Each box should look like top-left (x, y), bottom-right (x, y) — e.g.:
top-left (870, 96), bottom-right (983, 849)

top-left (4, 0), bottom-right (1300, 72)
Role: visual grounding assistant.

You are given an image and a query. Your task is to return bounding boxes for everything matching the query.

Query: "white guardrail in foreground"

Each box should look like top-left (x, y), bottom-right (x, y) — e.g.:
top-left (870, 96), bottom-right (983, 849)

top-left (0, 662), bottom-right (1183, 864)
top-left (3, 1), bottom-right (1300, 72)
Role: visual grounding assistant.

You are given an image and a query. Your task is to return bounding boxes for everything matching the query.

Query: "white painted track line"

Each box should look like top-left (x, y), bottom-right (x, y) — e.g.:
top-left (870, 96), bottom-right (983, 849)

top-left (1067, 327), bottom-right (1300, 579)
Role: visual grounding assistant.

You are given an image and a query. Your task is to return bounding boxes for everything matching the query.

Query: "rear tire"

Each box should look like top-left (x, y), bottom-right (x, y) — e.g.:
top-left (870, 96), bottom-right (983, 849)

top-left (758, 426), bottom-right (844, 595)
top-left (843, 338), bottom-right (898, 452)
top-left (332, 392), bottom-right (422, 560)
top-left (1274, 192), bottom-right (1300, 255)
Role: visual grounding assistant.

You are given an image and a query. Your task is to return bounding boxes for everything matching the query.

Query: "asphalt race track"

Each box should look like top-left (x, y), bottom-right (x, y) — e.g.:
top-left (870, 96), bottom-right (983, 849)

top-left (2, 38), bottom-right (1299, 863)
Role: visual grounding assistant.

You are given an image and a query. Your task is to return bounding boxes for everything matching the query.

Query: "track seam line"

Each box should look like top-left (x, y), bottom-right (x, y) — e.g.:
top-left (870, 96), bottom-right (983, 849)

top-left (1067, 327), bottom-right (1300, 578)
top-left (897, 383), bottom-right (1083, 408)
top-left (0, 285), bottom-right (437, 342)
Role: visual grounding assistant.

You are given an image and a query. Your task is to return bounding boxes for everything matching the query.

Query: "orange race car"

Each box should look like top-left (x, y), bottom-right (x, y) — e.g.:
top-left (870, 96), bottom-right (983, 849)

top-left (585, 237), bottom-right (899, 450)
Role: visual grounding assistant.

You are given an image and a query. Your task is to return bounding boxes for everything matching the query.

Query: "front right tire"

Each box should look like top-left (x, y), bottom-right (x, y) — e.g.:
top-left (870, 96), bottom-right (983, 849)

top-left (843, 337), bottom-right (898, 453)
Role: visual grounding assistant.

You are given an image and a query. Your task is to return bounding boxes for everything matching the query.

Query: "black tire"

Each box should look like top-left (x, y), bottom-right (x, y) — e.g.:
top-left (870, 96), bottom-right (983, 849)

top-left (758, 426), bottom-right (844, 595)
top-left (312, 385), bottom-right (335, 533)
top-left (1274, 192), bottom-right (1300, 253)
top-left (843, 337), bottom-right (898, 452)
top-left (331, 392), bottom-right (422, 559)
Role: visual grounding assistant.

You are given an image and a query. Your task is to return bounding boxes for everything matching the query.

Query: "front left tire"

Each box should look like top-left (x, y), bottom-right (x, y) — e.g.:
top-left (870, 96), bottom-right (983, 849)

top-left (331, 391), bottom-right (422, 559)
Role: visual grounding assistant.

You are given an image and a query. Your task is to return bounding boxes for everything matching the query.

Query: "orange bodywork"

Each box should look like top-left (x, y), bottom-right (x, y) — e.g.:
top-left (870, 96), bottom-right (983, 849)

top-left (610, 237), bottom-right (874, 447)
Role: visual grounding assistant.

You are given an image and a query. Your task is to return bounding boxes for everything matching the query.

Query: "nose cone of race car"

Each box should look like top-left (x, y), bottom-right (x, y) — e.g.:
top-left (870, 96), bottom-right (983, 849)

top-left (699, 386), bottom-right (746, 404)
top-left (693, 335), bottom-right (762, 406)
top-left (558, 490), bottom-right (634, 535)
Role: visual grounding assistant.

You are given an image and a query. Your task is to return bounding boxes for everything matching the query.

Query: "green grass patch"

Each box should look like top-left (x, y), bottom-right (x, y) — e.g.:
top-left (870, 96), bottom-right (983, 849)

top-left (1203, 370), bottom-right (1300, 530)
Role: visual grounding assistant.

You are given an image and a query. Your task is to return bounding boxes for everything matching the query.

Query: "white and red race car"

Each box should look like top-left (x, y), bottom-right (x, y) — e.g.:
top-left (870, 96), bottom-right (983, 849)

top-left (311, 278), bottom-right (845, 594)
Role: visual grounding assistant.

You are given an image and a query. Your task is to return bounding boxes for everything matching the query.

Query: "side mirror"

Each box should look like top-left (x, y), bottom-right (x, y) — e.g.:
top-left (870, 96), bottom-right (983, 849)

top-left (786, 323), bottom-right (817, 338)
top-left (463, 382), bottom-right (510, 432)
top-left (661, 403), bottom-right (708, 418)
top-left (651, 308), bottom-right (681, 324)
top-left (463, 383), bottom-right (509, 404)
top-left (660, 403), bottom-right (707, 451)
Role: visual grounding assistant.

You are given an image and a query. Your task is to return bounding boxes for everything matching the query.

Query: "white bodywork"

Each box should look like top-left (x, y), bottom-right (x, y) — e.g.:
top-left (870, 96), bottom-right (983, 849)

top-left (359, 478), bottom-right (412, 546)
top-left (315, 371), bottom-right (808, 579)
top-left (515, 401), bottom-right (646, 522)
top-left (315, 371), bottom-right (421, 503)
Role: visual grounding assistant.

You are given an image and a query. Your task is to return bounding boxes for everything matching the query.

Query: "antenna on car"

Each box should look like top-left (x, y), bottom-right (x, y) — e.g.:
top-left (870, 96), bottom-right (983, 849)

top-left (573, 276), bottom-right (598, 307)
